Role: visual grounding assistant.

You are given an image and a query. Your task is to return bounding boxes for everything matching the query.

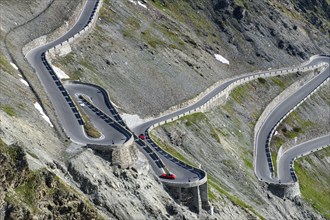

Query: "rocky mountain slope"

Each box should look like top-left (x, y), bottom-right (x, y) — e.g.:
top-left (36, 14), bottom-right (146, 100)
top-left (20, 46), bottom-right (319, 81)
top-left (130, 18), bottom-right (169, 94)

top-left (52, 0), bottom-right (329, 117)
top-left (152, 72), bottom-right (329, 219)
top-left (0, 140), bottom-right (100, 219)
top-left (0, 0), bottom-right (329, 219)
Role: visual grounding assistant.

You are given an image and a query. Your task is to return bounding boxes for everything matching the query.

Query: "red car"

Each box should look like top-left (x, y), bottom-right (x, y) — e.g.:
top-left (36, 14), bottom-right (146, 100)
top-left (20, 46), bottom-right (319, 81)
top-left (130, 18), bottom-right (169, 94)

top-left (139, 134), bottom-right (145, 140)
top-left (160, 173), bottom-right (176, 179)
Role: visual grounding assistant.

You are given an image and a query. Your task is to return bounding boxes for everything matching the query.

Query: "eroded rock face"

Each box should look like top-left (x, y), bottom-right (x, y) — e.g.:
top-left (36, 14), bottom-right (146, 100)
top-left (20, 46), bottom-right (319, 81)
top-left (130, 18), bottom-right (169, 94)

top-left (0, 140), bottom-right (99, 219)
top-left (67, 148), bottom-right (199, 219)
top-left (112, 143), bottom-right (139, 169)
top-left (0, 144), bottom-right (29, 192)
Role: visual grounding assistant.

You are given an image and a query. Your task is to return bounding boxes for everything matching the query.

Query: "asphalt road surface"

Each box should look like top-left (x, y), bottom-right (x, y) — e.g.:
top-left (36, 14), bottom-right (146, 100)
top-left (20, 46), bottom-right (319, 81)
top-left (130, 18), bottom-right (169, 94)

top-left (277, 134), bottom-right (330, 184)
top-left (254, 56), bottom-right (329, 184)
top-left (25, 0), bottom-right (329, 185)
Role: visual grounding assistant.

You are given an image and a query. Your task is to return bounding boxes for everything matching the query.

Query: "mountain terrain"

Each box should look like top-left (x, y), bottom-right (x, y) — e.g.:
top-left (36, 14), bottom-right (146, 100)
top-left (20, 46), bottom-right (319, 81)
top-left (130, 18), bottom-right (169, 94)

top-left (0, 0), bottom-right (329, 219)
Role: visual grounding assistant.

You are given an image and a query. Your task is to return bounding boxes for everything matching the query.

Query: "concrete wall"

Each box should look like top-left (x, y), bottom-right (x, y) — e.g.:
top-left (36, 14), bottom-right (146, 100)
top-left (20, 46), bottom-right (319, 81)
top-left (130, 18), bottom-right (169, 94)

top-left (46, 0), bottom-right (102, 58)
top-left (148, 63), bottom-right (327, 132)
top-left (148, 61), bottom-right (327, 188)
top-left (166, 183), bottom-right (210, 213)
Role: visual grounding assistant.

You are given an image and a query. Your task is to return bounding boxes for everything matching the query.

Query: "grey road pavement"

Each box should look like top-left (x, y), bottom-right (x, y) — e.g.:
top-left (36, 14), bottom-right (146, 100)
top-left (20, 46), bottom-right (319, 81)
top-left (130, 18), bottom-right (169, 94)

top-left (255, 56), bottom-right (329, 184)
top-left (277, 134), bottom-right (330, 184)
top-left (25, 0), bottom-right (329, 186)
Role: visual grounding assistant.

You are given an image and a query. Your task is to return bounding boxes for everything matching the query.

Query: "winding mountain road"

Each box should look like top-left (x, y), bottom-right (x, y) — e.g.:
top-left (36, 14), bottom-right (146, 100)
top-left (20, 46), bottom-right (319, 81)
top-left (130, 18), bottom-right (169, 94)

top-left (254, 56), bottom-right (330, 184)
top-left (25, 0), bottom-right (329, 187)
top-left (277, 134), bottom-right (330, 184)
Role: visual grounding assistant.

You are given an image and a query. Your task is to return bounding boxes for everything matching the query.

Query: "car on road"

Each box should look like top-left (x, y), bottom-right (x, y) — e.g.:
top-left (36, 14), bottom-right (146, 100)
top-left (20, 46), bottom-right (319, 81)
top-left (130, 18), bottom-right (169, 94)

top-left (139, 134), bottom-right (145, 140)
top-left (160, 173), bottom-right (176, 179)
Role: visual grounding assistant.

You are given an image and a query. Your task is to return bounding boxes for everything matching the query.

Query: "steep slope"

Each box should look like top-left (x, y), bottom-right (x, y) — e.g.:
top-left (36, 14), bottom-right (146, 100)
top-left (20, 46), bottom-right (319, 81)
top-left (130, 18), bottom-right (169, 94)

top-left (0, 0), bottom-right (329, 219)
top-left (52, 0), bottom-right (329, 117)
top-left (0, 139), bottom-right (100, 219)
top-left (152, 72), bottom-right (329, 219)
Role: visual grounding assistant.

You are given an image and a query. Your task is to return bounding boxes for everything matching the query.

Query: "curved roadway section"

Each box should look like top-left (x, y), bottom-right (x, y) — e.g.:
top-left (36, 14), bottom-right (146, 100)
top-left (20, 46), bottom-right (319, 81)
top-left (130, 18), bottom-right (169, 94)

top-left (25, 0), bottom-right (329, 187)
top-left (255, 57), bottom-right (329, 184)
top-left (277, 135), bottom-right (330, 184)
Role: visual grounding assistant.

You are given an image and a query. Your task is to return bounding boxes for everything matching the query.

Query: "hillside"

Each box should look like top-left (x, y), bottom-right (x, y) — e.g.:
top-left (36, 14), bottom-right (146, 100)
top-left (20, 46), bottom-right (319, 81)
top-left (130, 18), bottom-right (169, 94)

top-left (152, 71), bottom-right (329, 219)
top-left (0, 0), bottom-right (329, 219)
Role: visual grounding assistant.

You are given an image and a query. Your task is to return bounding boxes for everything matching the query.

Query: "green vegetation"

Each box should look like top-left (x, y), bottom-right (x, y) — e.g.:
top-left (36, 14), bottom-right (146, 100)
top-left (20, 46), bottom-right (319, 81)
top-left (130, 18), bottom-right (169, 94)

top-left (99, 3), bottom-right (116, 23)
top-left (208, 176), bottom-right (265, 220)
top-left (0, 139), bottom-right (20, 161)
top-left (271, 77), bottom-right (286, 90)
top-left (1, 104), bottom-right (16, 116)
top-left (211, 128), bottom-right (221, 143)
top-left (70, 70), bottom-right (83, 80)
top-left (122, 17), bottom-right (141, 38)
top-left (14, 172), bottom-right (41, 213)
top-left (7, 169), bottom-right (101, 217)
top-left (295, 148), bottom-right (330, 219)
top-left (0, 53), bottom-right (16, 75)
top-left (150, 1), bottom-right (215, 37)
top-left (243, 157), bottom-right (253, 170)
top-left (182, 112), bottom-right (208, 127)
top-left (53, 52), bottom-right (75, 66)
top-left (141, 30), bottom-right (166, 48)
top-left (271, 151), bottom-right (277, 175)
top-left (257, 77), bottom-right (266, 84)
top-left (72, 96), bottom-right (101, 138)
top-left (154, 23), bottom-right (186, 49)
top-left (80, 58), bottom-right (96, 72)
top-left (272, 136), bottom-right (285, 150)
top-left (52, 53), bottom-right (84, 80)
top-left (230, 84), bottom-right (253, 104)
top-left (150, 133), bottom-right (197, 167)
top-left (282, 111), bottom-right (315, 128)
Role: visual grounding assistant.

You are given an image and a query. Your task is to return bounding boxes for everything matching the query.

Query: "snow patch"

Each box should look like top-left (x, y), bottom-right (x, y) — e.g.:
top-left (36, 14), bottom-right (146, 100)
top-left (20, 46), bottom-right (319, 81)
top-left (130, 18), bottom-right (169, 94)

top-left (34, 102), bottom-right (54, 127)
top-left (121, 113), bottom-right (148, 128)
top-left (128, 0), bottom-right (137, 5)
top-left (52, 65), bottom-right (70, 79)
top-left (19, 79), bottom-right (29, 87)
top-left (10, 62), bottom-right (18, 70)
top-left (138, 1), bottom-right (147, 9)
top-left (214, 54), bottom-right (230, 65)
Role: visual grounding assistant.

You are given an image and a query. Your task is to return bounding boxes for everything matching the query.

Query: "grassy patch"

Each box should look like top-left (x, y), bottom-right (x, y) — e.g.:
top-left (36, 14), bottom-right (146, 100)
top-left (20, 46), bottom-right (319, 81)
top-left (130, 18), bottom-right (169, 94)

top-left (208, 176), bottom-right (265, 220)
top-left (271, 77), bottom-right (286, 90)
top-left (154, 23), bottom-right (186, 48)
top-left (0, 54), bottom-right (16, 75)
top-left (150, 1), bottom-right (215, 37)
top-left (208, 186), bottom-right (217, 201)
top-left (26, 150), bottom-right (39, 159)
top-left (243, 157), bottom-right (253, 170)
top-left (14, 172), bottom-right (41, 213)
top-left (257, 77), bottom-right (266, 84)
top-left (72, 96), bottom-right (101, 138)
top-left (271, 151), bottom-right (278, 176)
top-left (272, 136), bottom-right (284, 150)
top-left (295, 150), bottom-right (330, 219)
top-left (141, 30), bottom-right (165, 48)
top-left (80, 58), bottom-right (96, 72)
top-left (1, 104), bottom-right (16, 116)
top-left (211, 128), bottom-right (221, 143)
top-left (53, 52), bottom-right (75, 66)
top-left (230, 84), bottom-right (251, 104)
top-left (122, 17), bottom-right (141, 38)
top-left (99, 2), bottom-right (116, 24)
top-left (183, 112), bottom-right (208, 125)
top-left (149, 133), bottom-right (196, 167)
